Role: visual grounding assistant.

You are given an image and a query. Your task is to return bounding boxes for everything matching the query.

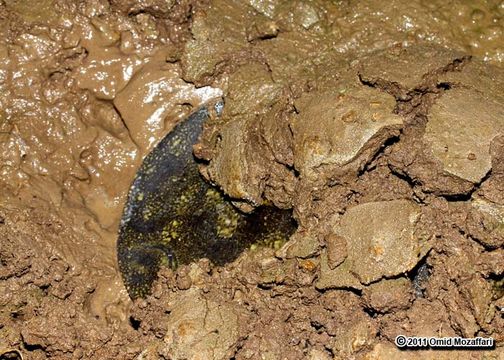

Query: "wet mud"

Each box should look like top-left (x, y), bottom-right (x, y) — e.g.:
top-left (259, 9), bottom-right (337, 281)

top-left (0, 0), bottom-right (503, 359)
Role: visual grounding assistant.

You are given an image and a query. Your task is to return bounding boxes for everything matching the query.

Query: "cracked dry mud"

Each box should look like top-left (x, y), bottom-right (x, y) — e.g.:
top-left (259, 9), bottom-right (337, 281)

top-left (0, 0), bottom-right (503, 359)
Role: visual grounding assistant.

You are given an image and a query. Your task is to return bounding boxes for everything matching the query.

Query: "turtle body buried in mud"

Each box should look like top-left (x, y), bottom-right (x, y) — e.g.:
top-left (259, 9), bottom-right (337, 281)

top-left (117, 103), bottom-right (296, 299)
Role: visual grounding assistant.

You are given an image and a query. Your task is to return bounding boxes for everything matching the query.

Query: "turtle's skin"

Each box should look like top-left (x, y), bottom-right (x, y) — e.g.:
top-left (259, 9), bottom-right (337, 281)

top-left (117, 105), bottom-right (296, 299)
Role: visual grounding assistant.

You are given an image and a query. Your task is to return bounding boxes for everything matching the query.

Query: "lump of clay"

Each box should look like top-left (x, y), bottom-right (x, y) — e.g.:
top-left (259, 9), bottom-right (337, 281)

top-left (158, 288), bottom-right (244, 359)
top-left (467, 198), bottom-right (504, 249)
top-left (200, 64), bottom-right (294, 207)
top-left (357, 45), bottom-right (467, 98)
top-left (203, 115), bottom-right (266, 205)
top-left (358, 45), bottom-right (504, 194)
top-left (330, 310), bottom-right (378, 356)
top-left (424, 88), bottom-right (504, 184)
top-left (224, 63), bottom-right (282, 116)
top-left (423, 59), bottom-right (504, 185)
top-left (437, 59), bottom-right (504, 105)
top-left (317, 200), bottom-right (431, 290)
top-left (362, 278), bottom-right (414, 313)
top-left (291, 86), bottom-right (403, 180)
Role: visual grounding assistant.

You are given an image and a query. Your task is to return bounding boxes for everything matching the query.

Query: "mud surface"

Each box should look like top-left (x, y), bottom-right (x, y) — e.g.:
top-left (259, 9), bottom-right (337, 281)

top-left (0, 0), bottom-right (503, 359)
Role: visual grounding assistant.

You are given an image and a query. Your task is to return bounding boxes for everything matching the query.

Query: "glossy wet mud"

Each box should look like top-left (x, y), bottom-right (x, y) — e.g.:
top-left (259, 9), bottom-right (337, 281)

top-left (117, 106), bottom-right (296, 299)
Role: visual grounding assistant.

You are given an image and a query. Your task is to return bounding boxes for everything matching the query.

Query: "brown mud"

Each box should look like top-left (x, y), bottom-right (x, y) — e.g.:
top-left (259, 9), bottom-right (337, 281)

top-left (0, 0), bottom-right (503, 359)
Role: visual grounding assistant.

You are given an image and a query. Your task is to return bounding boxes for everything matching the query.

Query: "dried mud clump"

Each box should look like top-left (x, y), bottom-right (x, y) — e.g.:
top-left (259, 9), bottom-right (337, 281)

top-left (316, 200), bottom-right (431, 290)
top-left (0, 0), bottom-right (504, 359)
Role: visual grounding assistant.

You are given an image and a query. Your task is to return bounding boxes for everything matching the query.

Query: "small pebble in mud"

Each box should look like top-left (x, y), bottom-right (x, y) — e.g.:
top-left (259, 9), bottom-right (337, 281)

top-left (117, 107), bottom-right (296, 299)
top-left (298, 259), bottom-right (317, 272)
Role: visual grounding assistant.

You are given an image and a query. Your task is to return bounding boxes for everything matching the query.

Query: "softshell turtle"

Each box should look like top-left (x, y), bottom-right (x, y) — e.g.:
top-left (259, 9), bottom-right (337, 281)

top-left (117, 103), bottom-right (296, 299)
